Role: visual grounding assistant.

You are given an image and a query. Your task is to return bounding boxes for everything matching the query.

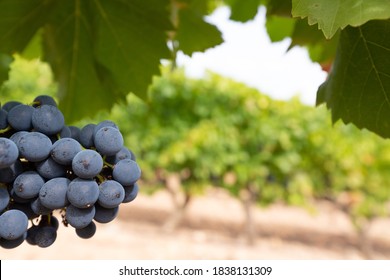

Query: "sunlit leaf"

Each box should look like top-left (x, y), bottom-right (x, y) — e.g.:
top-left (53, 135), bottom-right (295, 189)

top-left (292, 0), bottom-right (390, 39)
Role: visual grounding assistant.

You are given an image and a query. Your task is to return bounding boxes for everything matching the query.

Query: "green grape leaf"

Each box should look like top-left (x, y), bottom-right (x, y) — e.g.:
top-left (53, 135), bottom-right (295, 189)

top-left (224, 0), bottom-right (261, 22)
top-left (265, 15), bottom-right (338, 67)
top-left (317, 20), bottom-right (390, 138)
top-left (292, 0), bottom-right (390, 39)
top-left (289, 19), bottom-right (339, 65)
top-left (265, 16), bottom-right (295, 42)
top-left (43, 0), bottom-right (110, 123)
top-left (42, 0), bottom-right (172, 122)
top-left (22, 29), bottom-right (42, 60)
top-left (289, 19), bottom-right (326, 46)
top-left (266, 0), bottom-right (292, 17)
top-left (0, 0), bottom-right (57, 53)
top-left (0, 53), bottom-right (13, 84)
top-left (176, 8), bottom-right (223, 56)
top-left (93, 0), bottom-right (172, 101)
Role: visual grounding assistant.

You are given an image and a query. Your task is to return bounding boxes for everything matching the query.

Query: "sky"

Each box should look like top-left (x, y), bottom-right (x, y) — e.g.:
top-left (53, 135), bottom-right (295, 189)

top-left (176, 6), bottom-right (327, 106)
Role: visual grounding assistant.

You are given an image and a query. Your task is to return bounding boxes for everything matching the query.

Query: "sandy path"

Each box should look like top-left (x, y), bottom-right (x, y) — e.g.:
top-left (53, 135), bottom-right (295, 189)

top-left (2, 189), bottom-right (390, 260)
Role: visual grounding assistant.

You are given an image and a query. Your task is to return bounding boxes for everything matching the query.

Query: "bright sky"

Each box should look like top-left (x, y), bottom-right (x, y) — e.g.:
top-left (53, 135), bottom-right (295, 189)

top-left (176, 6), bottom-right (327, 106)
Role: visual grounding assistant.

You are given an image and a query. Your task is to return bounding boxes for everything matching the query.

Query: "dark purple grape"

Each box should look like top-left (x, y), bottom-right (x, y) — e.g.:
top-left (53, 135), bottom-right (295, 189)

top-left (123, 183), bottom-right (139, 203)
top-left (72, 150), bottom-right (103, 179)
top-left (39, 177), bottom-right (70, 209)
top-left (0, 209), bottom-right (28, 240)
top-left (18, 132), bottom-right (52, 162)
top-left (75, 221), bottom-right (96, 239)
top-left (32, 105), bottom-right (65, 135)
top-left (51, 138), bottom-right (82, 165)
top-left (94, 127), bottom-right (124, 156)
top-left (0, 137), bottom-right (19, 168)
top-left (113, 159), bottom-right (141, 186)
top-left (13, 171), bottom-right (45, 199)
top-left (7, 104), bottom-right (34, 131)
top-left (98, 180), bottom-right (125, 208)
top-left (67, 178), bottom-right (99, 208)
top-left (79, 124), bottom-right (96, 148)
top-left (33, 95), bottom-right (57, 107)
top-left (94, 204), bottom-right (119, 224)
top-left (66, 204), bottom-right (96, 229)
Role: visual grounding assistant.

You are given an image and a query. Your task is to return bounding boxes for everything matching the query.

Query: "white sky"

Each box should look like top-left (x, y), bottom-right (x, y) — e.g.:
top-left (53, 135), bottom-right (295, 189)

top-left (176, 6), bottom-right (327, 106)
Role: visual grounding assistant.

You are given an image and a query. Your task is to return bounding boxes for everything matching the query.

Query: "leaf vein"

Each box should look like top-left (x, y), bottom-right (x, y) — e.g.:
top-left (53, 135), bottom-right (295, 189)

top-left (366, 40), bottom-right (390, 52)
top-left (93, 0), bottom-right (132, 71)
top-left (358, 27), bottom-right (390, 130)
top-left (1, 1), bottom-right (48, 47)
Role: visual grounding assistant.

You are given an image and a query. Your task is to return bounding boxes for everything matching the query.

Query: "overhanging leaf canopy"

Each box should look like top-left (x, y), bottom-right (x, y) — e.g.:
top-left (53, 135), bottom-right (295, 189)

top-left (0, 0), bottom-right (223, 122)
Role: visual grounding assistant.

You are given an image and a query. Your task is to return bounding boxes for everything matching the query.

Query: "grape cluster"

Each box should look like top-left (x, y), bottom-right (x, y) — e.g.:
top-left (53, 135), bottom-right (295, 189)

top-left (0, 96), bottom-right (140, 248)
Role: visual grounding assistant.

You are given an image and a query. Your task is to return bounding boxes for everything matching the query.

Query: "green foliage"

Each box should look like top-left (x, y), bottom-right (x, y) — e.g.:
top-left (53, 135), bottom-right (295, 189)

top-left (0, 0), bottom-right (225, 122)
top-left (265, 16), bottom-right (295, 42)
top-left (106, 69), bottom-right (390, 221)
top-left (235, 0), bottom-right (390, 138)
top-left (224, 0), bottom-right (261, 22)
top-left (265, 14), bottom-right (338, 66)
top-left (0, 0), bottom-right (56, 54)
top-left (287, 1), bottom-right (390, 138)
top-left (318, 20), bottom-right (390, 138)
top-left (43, 0), bottom-right (172, 122)
top-left (292, 0), bottom-right (390, 39)
top-left (0, 55), bottom-right (56, 104)
top-left (173, 0), bottom-right (223, 56)
top-left (0, 53), bottom-right (12, 85)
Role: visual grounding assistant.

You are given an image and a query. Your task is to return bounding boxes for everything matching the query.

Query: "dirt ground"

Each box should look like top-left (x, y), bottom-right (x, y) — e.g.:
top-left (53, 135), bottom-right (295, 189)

top-left (2, 188), bottom-right (390, 260)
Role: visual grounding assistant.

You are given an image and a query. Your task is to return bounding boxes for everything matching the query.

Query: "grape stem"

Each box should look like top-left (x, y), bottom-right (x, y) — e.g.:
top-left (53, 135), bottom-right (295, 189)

top-left (97, 174), bottom-right (106, 184)
top-left (103, 156), bottom-right (114, 169)
top-left (0, 126), bottom-right (12, 134)
top-left (30, 101), bottom-right (40, 106)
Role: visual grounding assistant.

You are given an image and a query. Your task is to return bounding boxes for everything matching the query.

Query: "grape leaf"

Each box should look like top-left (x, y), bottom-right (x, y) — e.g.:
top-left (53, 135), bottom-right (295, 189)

top-left (93, 0), bottom-right (172, 100)
top-left (43, 0), bottom-right (111, 123)
top-left (264, 15), bottom-right (338, 67)
top-left (292, 0), bottom-right (390, 39)
top-left (0, 0), bottom-right (57, 53)
top-left (42, 0), bottom-right (172, 122)
top-left (0, 0), bottom-right (220, 121)
top-left (289, 19), bottom-right (339, 65)
top-left (22, 30), bottom-right (42, 60)
top-left (224, 0), bottom-right (261, 22)
top-left (0, 0), bottom-right (49, 84)
top-left (0, 53), bottom-right (12, 84)
top-left (175, 5), bottom-right (223, 56)
top-left (266, 0), bottom-right (292, 17)
top-left (265, 16), bottom-right (295, 42)
top-left (317, 20), bottom-right (390, 138)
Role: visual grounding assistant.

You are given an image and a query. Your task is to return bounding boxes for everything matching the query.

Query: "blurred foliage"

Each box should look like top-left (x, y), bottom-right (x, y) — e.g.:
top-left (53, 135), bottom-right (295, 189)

top-left (109, 68), bottom-right (390, 223)
top-left (0, 55), bottom-right (56, 105)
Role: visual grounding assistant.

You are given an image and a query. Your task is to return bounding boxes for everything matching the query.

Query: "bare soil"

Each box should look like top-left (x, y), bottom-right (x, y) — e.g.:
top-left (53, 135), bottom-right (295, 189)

top-left (2, 189), bottom-right (390, 260)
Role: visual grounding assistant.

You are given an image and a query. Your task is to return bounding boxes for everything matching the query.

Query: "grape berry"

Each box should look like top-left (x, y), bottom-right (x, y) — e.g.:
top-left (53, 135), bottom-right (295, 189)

top-left (0, 96), bottom-right (140, 248)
